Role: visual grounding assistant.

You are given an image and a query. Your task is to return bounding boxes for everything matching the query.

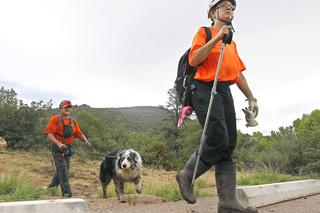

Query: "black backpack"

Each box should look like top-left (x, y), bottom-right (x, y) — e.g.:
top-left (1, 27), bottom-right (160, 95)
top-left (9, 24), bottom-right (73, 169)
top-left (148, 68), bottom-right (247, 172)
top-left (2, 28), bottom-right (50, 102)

top-left (175, 27), bottom-right (212, 107)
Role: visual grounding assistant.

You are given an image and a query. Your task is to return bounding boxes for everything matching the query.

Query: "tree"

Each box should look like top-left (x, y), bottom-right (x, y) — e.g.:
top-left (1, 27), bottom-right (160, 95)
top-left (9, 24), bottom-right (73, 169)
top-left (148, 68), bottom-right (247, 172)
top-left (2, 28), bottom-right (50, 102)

top-left (291, 110), bottom-right (320, 174)
top-left (0, 87), bottom-right (52, 148)
top-left (74, 110), bottom-right (106, 141)
top-left (164, 88), bottom-right (180, 126)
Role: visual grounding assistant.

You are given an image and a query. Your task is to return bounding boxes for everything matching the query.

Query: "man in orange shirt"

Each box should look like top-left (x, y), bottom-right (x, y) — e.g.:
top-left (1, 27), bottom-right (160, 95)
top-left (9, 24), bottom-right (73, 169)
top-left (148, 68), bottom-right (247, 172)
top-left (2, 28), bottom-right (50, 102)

top-left (176, 1), bottom-right (258, 213)
top-left (45, 100), bottom-right (91, 197)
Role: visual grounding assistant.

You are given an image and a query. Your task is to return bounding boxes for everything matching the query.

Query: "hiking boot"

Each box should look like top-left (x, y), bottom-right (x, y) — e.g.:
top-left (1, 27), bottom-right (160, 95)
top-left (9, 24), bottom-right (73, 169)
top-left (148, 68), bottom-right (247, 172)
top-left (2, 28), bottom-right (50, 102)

top-left (215, 161), bottom-right (258, 213)
top-left (176, 153), bottom-right (210, 204)
top-left (47, 173), bottom-right (59, 189)
top-left (57, 165), bottom-right (72, 198)
top-left (61, 183), bottom-right (72, 198)
top-left (47, 183), bottom-right (58, 189)
top-left (176, 170), bottom-right (196, 204)
top-left (61, 192), bottom-right (72, 198)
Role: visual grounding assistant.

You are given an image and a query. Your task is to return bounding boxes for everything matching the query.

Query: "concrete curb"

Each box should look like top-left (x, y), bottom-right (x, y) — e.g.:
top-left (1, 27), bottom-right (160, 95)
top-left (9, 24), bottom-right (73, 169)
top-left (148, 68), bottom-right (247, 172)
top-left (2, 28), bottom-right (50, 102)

top-left (0, 198), bottom-right (87, 213)
top-left (236, 179), bottom-right (320, 207)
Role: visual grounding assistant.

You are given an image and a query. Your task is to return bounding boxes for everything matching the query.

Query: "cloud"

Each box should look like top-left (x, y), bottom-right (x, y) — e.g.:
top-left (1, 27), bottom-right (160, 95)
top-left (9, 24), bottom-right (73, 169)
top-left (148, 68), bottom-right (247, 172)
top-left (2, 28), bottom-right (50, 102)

top-left (1, 0), bottom-right (320, 134)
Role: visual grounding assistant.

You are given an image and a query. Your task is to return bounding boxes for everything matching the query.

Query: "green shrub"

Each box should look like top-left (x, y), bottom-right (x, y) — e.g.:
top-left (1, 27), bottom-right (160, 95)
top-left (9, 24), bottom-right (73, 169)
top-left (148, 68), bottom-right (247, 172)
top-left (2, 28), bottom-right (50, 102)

top-left (299, 161), bottom-right (320, 176)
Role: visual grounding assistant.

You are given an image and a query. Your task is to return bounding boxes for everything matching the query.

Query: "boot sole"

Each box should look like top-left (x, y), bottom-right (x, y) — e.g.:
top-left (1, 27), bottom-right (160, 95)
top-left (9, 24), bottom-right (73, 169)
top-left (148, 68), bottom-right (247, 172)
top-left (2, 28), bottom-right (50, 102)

top-left (176, 172), bottom-right (196, 204)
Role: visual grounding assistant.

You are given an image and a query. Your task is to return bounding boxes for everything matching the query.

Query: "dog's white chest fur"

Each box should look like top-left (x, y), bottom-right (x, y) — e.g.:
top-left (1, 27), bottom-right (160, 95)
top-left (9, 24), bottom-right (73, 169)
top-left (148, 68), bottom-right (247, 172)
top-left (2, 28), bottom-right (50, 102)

top-left (116, 167), bottom-right (141, 181)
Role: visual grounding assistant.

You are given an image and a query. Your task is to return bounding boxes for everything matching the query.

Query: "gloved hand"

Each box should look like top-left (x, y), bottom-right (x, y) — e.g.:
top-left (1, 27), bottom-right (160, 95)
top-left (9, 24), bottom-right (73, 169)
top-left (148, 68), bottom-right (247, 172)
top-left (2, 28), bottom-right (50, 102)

top-left (247, 97), bottom-right (258, 117)
top-left (242, 107), bottom-right (258, 127)
top-left (242, 98), bottom-right (258, 127)
top-left (59, 143), bottom-right (67, 152)
top-left (222, 28), bottom-right (233, 44)
top-left (85, 141), bottom-right (91, 147)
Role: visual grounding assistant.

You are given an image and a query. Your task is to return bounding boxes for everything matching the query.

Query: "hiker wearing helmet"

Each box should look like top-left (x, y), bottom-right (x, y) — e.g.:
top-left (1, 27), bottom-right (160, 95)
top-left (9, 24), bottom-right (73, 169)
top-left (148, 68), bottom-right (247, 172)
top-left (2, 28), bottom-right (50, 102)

top-left (45, 100), bottom-right (91, 198)
top-left (176, 0), bottom-right (258, 213)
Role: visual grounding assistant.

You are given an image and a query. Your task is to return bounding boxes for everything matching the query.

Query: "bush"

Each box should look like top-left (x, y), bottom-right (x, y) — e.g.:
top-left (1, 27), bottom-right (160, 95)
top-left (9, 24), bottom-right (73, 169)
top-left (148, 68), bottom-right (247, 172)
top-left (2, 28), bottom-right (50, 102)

top-left (299, 161), bottom-right (320, 176)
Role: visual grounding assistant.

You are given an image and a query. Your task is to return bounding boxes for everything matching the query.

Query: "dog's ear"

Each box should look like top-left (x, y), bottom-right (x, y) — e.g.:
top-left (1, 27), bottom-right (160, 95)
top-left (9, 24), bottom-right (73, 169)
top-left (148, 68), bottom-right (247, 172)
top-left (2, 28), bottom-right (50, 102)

top-left (129, 152), bottom-right (138, 164)
top-left (118, 150), bottom-right (125, 158)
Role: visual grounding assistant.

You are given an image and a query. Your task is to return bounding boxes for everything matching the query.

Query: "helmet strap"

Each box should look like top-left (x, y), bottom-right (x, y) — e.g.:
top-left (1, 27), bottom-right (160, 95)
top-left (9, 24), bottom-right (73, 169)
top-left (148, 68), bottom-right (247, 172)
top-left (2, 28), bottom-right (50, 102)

top-left (213, 9), bottom-right (235, 32)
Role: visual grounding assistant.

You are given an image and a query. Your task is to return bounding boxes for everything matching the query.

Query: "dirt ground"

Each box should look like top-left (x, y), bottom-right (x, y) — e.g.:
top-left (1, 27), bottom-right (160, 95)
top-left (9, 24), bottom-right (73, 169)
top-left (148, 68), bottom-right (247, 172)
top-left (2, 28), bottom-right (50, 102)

top-left (87, 193), bottom-right (320, 213)
top-left (1, 150), bottom-right (320, 213)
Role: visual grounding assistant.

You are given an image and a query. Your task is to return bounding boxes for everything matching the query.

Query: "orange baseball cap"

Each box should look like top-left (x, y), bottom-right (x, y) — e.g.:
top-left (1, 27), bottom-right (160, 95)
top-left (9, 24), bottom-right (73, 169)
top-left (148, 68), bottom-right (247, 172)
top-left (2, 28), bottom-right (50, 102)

top-left (59, 100), bottom-right (72, 108)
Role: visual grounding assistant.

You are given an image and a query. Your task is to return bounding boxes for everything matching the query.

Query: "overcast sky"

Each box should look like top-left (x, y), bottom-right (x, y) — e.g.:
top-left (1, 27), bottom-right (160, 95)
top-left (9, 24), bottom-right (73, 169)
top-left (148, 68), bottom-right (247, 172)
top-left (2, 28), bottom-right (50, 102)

top-left (1, 0), bottom-right (320, 135)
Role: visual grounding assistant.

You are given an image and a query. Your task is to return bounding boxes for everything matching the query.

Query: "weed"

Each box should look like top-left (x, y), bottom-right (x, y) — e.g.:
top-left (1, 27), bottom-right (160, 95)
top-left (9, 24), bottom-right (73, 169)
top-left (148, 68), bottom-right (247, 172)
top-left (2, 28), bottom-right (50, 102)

top-left (125, 194), bottom-right (139, 205)
top-left (46, 187), bottom-right (59, 196)
top-left (0, 170), bottom-right (45, 201)
top-left (237, 168), bottom-right (308, 185)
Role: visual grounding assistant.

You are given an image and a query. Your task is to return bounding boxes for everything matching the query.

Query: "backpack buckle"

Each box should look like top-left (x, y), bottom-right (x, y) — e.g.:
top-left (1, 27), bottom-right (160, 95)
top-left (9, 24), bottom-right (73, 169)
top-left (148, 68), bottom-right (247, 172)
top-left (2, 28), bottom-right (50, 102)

top-left (183, 75), bottom-right (190, 89)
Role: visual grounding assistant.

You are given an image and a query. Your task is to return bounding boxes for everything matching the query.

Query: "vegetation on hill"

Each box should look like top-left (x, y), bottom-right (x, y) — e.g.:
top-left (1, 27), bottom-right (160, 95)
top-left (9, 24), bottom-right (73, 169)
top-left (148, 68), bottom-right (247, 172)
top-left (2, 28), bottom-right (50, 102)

top-left (0, 150), bottom-right (311, 202)
top-left (1, 86), bottom-right (320, 175)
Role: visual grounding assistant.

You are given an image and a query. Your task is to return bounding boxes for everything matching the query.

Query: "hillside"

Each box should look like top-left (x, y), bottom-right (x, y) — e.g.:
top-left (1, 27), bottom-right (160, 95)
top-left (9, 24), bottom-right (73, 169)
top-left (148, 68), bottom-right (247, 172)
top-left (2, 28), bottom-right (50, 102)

top-left (3, 86), bottom-right (320, 178)
top-left (79, 105), bottom-right (173, 132)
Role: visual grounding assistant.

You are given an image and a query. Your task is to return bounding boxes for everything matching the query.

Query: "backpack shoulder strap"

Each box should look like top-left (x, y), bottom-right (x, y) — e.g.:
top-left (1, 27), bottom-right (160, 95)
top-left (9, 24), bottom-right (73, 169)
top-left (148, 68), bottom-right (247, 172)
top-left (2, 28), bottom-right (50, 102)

top-left (68, 116), bottom-right (75, 127)
top-left (57, 115), bottom-right (62, 126)
top-left (203, 27), bottom-right (212, 43)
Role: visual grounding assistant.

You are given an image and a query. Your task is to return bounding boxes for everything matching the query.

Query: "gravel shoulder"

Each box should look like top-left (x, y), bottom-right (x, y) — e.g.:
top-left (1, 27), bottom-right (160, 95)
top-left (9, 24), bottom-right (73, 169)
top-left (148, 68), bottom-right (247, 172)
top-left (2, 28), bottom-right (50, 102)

top-left (88, 193), bottom-right (320, 213)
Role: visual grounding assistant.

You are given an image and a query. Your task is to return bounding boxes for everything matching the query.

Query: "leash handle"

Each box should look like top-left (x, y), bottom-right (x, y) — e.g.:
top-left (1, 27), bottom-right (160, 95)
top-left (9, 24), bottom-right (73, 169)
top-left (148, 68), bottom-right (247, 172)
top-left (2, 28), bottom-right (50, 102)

top-left (222, 28), bottom-right (233, 44)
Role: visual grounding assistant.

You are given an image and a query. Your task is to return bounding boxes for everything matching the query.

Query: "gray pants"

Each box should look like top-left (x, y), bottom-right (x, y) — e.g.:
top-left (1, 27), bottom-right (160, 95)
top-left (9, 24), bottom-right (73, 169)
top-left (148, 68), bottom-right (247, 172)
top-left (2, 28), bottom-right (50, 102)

top-left (49, 146), bottom-right (72, 196)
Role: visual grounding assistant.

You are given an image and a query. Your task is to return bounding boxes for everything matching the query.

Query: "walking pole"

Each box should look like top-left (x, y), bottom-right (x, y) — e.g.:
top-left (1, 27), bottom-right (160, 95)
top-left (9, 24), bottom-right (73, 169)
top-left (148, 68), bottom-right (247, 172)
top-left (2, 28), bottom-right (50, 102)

top-left (50, 156), bottom-right (56, 172)
top-left (191, 42), bottom-right (226, 186)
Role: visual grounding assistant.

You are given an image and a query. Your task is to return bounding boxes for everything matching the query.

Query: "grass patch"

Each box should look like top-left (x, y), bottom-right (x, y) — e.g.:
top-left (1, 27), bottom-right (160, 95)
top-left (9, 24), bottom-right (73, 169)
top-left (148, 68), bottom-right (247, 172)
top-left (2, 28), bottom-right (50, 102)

top-left (46, 187), bottom-right (59, 196)
top-left (125, 194), bottom-right (139, 205)
top-left (97, 182), bottom-right (137, 198)
top-left (143, 178), bottom-right (211, 202)
top-left (0, 170), bottom-right (45, 201)
top-left (237, 169), bottom-right (310, 185)
top-left (96, 176), bottom-right (212, 202)
top-left (140, 168), bottom-right (213, 201)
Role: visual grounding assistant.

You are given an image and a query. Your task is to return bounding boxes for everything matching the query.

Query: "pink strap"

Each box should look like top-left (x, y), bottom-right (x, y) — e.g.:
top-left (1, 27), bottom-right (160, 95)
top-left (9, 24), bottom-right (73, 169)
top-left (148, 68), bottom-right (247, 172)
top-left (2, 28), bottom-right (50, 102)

top-left (177, 106), bottom-right (193, 127)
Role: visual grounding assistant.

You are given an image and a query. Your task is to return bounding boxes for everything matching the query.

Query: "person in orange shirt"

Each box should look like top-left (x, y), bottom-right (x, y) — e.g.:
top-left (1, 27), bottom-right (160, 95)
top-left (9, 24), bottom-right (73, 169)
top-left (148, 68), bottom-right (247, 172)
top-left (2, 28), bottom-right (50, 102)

top-left (176, 1), bottom-right (258, 213)
top-left (45, 100), bottom-right (91, 198)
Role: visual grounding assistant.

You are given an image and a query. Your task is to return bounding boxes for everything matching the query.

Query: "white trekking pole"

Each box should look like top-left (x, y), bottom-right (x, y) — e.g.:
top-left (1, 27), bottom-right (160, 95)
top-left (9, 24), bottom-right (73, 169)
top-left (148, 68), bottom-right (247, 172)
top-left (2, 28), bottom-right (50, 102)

top-left (191, 42), bottom-right (227, 186)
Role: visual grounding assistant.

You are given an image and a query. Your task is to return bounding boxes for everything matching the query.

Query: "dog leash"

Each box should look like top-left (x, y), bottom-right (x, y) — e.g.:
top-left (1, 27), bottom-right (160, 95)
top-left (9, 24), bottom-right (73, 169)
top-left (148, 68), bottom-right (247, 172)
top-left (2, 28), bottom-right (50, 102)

top-left (86, 152), bottom-right (117, 159)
